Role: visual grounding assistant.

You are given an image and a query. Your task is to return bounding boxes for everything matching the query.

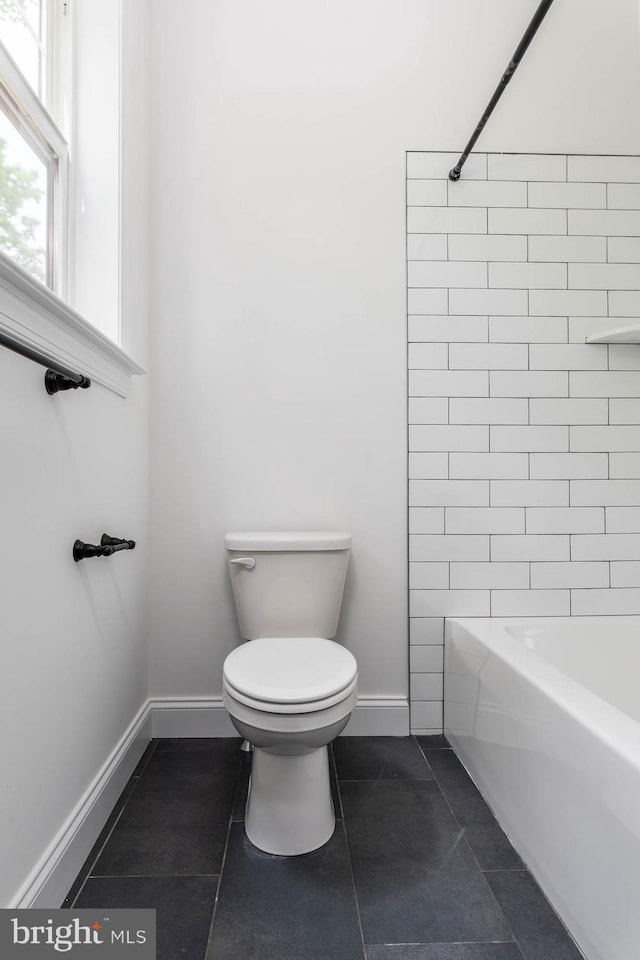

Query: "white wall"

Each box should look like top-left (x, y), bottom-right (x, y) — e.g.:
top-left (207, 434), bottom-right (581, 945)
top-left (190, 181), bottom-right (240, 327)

top-left (0, 0), bottom-right (150, 907)
top-left (0, 367), bottom-right (148, 909)
top-left (146, 0), bottom-right (640, 713)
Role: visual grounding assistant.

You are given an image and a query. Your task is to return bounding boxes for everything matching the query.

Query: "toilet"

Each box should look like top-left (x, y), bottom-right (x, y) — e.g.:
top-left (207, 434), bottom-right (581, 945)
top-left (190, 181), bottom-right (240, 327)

top-left (222, 531), bottom-right (357, 856)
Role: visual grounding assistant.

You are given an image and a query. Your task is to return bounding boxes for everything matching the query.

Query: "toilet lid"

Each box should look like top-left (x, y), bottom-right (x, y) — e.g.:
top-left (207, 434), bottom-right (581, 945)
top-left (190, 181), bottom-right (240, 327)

top-left (223, 637), bottom-right (357, 705)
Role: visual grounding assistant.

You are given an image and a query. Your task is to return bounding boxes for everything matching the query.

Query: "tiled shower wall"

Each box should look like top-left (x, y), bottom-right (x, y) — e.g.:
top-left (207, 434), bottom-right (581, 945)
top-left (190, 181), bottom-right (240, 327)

top-left (407, 151), bottom-right (640, 734)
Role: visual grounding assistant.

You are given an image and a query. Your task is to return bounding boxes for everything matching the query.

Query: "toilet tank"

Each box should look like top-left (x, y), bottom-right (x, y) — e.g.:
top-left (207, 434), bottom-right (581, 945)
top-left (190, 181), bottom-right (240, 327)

top-left (225, 531), bottom-right (351, 640)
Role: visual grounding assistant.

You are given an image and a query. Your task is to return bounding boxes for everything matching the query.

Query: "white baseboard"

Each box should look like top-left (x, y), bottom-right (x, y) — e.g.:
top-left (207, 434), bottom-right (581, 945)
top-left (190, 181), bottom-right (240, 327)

top-left (149, 695), bottom-right (410, 738)
top-left (13, 703), bottom-right (152, 909)
top-left (149, 697), bottom-right (238, 737)
top-left (342, 696), bottom-right (410, 735)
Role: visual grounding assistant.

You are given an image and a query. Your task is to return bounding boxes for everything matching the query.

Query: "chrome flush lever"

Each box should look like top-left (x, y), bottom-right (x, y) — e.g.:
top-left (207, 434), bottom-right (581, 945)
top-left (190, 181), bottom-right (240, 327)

top-left (229, 556), bottom-right (256, 570)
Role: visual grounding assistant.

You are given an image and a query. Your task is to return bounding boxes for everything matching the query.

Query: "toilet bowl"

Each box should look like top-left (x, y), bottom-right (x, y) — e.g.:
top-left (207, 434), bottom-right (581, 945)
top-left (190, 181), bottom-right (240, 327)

top-left (223, 532), bottom-right (356, 856)
top-left (223, 635), bottom-right (357, 855)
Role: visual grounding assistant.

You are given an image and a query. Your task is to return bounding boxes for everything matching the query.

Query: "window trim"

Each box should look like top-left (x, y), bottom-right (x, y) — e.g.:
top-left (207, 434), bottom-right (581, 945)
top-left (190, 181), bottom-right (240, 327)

top-left (0, 249), bottom-right (145, 397)
top-left (0, 36), bottom-right (67, 158)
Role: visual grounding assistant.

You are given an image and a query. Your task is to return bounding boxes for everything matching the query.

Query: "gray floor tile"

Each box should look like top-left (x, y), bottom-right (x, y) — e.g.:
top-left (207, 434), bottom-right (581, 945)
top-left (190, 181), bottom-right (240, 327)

top-left (341, 780), bottom-right (511, 945)
top-left (206, 822), bottom-right (364, 960)
top-left (91, 750), bottom-right (238, 876)
top-left (416, 748), bottom-right (524, 870)
top-left (462, 822), bottom-right (524, 872)
top-left (64, 737), bottom-right (585, 960)
top-left (366, 946), bottom-right (523, 960)
top-left (485, 871), bottom-right (583, 960)
top-left (334, 737), bottom-right (435, 781)
top-left (92, 818), bottom-right (231, 877)
top-left (141, 745), bottom-right (241, 787)
top-left (73, 875), bottom-right (217, 960)
top-left (423, 749), bottom-right (496, 825)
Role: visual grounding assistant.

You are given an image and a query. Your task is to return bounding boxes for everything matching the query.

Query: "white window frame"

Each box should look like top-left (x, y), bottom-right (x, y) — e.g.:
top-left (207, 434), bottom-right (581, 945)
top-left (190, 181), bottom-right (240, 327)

top-left (0, 0), bottom-right (69, 293)
top-left (0, 0), bottom-right (143, 397)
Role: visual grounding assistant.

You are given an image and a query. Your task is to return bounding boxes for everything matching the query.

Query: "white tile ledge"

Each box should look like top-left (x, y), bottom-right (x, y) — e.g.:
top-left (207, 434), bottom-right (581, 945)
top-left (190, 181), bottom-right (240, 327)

top-left (585, 324), bottom-right (640, 344)
top-left (0, 252), bottom-right (145, 397)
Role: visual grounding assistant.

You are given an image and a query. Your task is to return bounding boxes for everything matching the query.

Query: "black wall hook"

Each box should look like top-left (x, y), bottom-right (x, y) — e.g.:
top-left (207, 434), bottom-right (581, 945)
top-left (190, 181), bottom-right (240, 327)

top-left (74, 533), bottom-right (136, 562)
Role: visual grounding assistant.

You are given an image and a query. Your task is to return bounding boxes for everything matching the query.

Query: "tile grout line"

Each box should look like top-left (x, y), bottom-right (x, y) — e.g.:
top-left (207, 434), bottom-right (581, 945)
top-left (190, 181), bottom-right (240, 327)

top-left (87, 873), bottom-right (220, 880)
top-left (335, 777), bottom-right (371, 960)
top-left (202, 748), bottom-right (248, 960)
top-left (414, 739), bottom-right (527, 959)
top-left (337, 778), bottom-right (440, 783)
top-left (66, 740), bottom-right (161, 907)
top-left (68, 805), bottom-right (131, 907)
top-left (329, 745), bottom-right (345, 821)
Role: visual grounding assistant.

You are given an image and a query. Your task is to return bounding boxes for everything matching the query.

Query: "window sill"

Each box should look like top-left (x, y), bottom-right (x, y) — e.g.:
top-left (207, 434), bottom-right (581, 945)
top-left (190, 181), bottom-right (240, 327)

top-left (0, 252), bottom-right (145, 397)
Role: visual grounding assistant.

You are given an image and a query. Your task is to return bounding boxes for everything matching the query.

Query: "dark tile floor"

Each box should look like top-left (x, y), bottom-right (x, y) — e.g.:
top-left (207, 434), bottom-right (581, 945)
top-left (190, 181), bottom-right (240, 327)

top-left (64, 736), bottom-right (584, 960)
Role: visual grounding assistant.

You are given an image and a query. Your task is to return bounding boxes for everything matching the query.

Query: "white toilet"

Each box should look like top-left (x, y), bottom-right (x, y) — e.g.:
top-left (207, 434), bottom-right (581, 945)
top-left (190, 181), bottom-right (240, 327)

top-left (222, 531), bottom-right (357, 856)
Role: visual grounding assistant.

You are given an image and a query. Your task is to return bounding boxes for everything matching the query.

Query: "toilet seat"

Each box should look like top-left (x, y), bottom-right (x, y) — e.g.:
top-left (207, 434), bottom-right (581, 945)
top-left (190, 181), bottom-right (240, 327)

top-left (223, 636), bottom-right (357, 714)
top-left (224, 675), bottom-right (358, 715)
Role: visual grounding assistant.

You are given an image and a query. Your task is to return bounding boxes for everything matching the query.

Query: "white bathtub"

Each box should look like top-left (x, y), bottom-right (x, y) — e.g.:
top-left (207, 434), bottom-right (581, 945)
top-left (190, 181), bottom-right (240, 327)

top-left (445, 616), bottom-right (640, 960)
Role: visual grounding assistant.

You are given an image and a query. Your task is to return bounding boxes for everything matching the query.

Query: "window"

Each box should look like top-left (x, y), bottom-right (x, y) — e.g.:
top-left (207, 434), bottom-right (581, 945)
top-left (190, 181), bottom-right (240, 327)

top-left (0, 0), bottom-right (145, 394)
top-left (0, 0), bottom-right (68, 291)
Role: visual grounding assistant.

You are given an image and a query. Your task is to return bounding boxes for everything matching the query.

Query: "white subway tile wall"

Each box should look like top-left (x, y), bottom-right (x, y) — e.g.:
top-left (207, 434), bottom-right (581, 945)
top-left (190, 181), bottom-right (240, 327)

top-left (407, 151), bottom-right (640, 733)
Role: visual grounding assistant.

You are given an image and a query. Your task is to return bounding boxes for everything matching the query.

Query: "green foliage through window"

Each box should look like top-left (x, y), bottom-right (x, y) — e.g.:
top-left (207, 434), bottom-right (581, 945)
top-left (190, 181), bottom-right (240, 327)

top-left (0, 1), bottom-right (28, 26)
top-left (0, 135), bottom-right (45, 280)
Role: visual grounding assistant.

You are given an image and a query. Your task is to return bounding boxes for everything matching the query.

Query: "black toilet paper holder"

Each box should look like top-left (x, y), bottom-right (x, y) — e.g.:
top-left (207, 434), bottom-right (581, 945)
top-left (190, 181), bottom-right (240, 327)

top-left (73, 534), bottom-right (136, 562)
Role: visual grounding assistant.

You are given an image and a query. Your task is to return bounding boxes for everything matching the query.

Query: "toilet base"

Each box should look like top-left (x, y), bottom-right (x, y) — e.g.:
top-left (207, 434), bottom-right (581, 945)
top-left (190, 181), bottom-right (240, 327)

top-left (245, 745), bottom-right (335, 856)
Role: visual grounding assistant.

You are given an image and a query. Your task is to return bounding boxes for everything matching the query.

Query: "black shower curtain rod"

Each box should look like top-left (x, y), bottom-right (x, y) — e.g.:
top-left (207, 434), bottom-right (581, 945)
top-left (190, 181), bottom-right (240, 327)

top-left (449, 0), bottom-right (556, 181)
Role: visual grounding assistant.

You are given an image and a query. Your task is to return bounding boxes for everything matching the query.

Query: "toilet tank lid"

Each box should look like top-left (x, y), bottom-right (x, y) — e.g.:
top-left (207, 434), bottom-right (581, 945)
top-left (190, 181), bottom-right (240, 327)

top-left (224, 531), bottom-right (352, 551)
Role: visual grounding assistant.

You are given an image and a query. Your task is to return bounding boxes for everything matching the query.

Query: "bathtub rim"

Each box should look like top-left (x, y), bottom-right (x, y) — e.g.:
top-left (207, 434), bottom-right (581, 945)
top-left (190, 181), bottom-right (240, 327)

top-left (444, 615), bottom-right (640, 770)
